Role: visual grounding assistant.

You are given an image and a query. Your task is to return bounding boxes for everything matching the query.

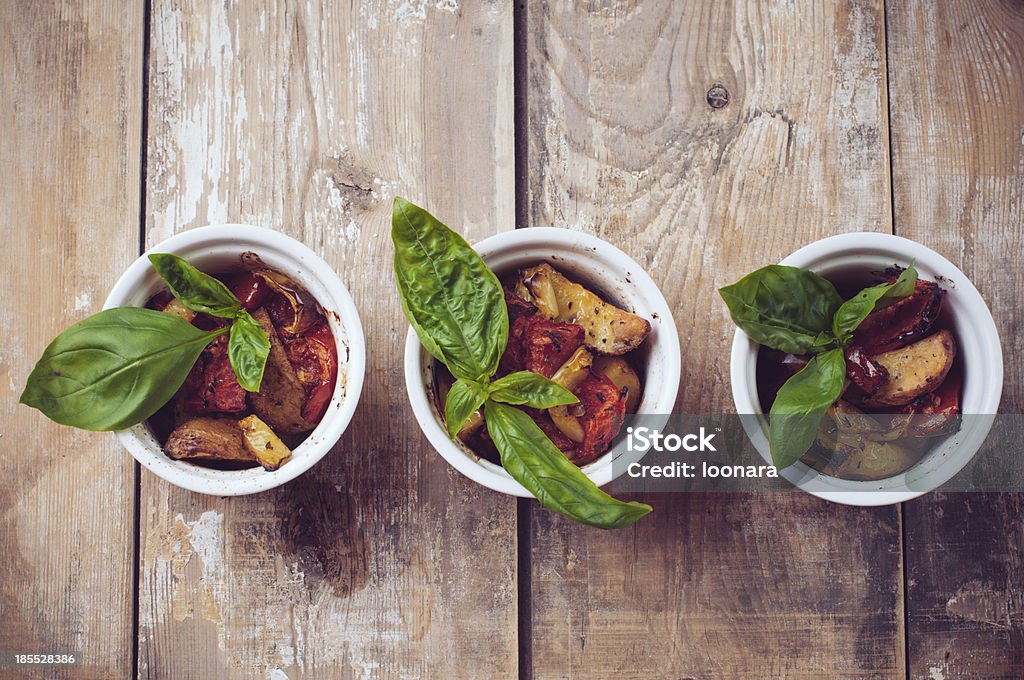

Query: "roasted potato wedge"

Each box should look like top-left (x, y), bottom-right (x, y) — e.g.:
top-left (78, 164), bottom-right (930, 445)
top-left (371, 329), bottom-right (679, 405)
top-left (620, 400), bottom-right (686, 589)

top-left (165, 417), bottom-right (256, 464)
top-left (863, 330), bottom-right (956, 406)
top-left (239, 415), bottom-right (293, 470)
top-left (812, 420), bottom-right (923, 481)
top-left (520, 263), bottom-right (650, 355)
top-left (593, 356), bottom-right (642, 413)
top-left (248, 308), bottom-right (318, 434)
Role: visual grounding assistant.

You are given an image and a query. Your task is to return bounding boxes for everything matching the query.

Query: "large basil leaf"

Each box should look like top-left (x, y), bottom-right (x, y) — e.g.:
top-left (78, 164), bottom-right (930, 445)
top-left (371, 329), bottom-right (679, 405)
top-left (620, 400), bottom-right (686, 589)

top-left (20, 308), bottom-right (225, 430)
top-left (719, 265), bottom-right (843, 354)
top-left (149, 253), bottom-right (242, 318)
top-left (485, 400), bottom-right (651, 529)
top-left (488, 371), bottom-right (579, 409)
top-left (392, 197), bottom-right (508, 383)
top-left (445, 379), bottom-right (488, 437)
top-left (228, 310), bottom-right (271, 392)
top-left (768, 348), bottom-right (846, 469)
top-left (832, 265), bottom-right (917, 343)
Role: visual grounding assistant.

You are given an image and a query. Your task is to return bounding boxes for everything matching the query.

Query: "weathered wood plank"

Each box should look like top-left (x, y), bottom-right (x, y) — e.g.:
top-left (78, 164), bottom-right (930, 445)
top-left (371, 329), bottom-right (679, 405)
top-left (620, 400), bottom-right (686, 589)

top-left (138, 1), bottom-right (517, 678)
top-left (886, 1), bottom-right (1024, 677)
top-left (525, 1), bottom-right (904, 677)
top-left (0, 1), bottom-right (143, 678)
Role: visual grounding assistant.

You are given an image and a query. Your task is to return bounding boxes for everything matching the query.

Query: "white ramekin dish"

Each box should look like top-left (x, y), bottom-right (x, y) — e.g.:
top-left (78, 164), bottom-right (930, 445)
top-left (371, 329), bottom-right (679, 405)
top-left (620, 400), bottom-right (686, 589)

top-left (730, 232), bottom-right (1003, 506)
top-left (104, 225), bottom-right (365, 496)
top-left (404, 227), bottom-right (681, 497)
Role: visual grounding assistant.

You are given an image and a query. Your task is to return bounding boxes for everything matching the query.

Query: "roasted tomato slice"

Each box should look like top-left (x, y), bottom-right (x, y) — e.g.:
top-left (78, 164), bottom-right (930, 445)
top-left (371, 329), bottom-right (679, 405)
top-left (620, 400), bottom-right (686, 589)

top-left (284, 321), bottom-right (338, 423)
top-left (182, 335), bottom-right (248, 414)
top-left (845, 344), bottom-right (890, 395)
top-left (521, 317), bottom-right (585, 378)
top-left (226, 271), bottom-right (270, 311)
top-left (574, 371), bottom-right (627, 465)
top-left (903, 363), bottom-right (962, 437)
top-left (855, 279), bottom-right (944, 353)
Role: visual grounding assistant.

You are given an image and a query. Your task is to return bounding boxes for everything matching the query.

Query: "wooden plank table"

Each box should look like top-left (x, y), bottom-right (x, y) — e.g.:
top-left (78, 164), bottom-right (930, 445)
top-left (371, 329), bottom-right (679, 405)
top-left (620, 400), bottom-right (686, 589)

top-left (1, 1), bottom-right (1021, 678)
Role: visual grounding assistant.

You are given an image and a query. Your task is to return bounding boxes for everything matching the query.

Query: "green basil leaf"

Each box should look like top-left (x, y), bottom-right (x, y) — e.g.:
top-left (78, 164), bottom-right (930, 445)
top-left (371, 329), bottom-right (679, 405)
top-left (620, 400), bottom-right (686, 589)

top-left (392, 197), bottom-right (508, 383)
top-left (810, 331), bottom-right (840, 353)
top-left (768, 347), bottom-right (846, 469)
top-left (832, 264), bottom-right (918, 342)
top-left (488, 371), bottom-right (580, 409)
top-left (228, 310), bottom-right (271, 392)
top-left (719, 265), bottom-right (843, 354)
top-left (20, 308), bottom-right (226, 431)
top-left (148, 253), bottom-right (242, 318)
top-left (485, 400), bottom-right (651, 529)
top-left (444, 379), bottom-right (488, 437)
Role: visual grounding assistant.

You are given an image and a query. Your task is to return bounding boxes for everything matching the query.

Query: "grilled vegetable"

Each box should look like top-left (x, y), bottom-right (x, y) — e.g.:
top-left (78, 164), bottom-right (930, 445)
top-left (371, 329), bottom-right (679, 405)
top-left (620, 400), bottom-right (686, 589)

top-left (247, 308), bottom-right (317, 434)
top-left (165, 417), bottom-right (255, 464)
top-left (903, 363), bottom-right (962, 437)
top-left (574, 371), bottom-right (627, 465)
top-left (811, 417), bottom-right (922, 480)
top-left (284, 321), bottom-right (338, 423)
top-left (255, 268), bottom-right (322, 336)
top-left (863, 330), bottom-right (956, 406)
top-left (239, 414), bottom-right (293, 470)
top-left (521, 317), bottom-right (585, 378)
top-left (550, 347), bottom-right (594, 391)
top-left (855, 279), bottom-right (944, 353)
top-left (844, 344), bottom-right (889, 395)
top-left (593, 356), bottom-right (642, 413)
top-left (520, 263), bottom-right (650, 355)
top-left (227, 271), bottom-right (270, 311)
top-left (548, 347), bottom-right (594, 443)
top-left (180, 335), bottom-right (248, 414)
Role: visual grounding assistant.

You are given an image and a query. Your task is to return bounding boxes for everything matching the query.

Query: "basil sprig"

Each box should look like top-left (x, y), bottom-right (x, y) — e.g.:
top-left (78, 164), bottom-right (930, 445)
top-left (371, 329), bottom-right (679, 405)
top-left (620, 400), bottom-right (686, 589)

top-left (20, 309), bottom-right (227, 430)
top-left (393, 198), bottom-right (652, 529)
top-left (22, 254), bottom-right (272, 430)
top-left (148, 254), bottom-right (270, 392)
top-left (720, 263), bottom-right (918, 469)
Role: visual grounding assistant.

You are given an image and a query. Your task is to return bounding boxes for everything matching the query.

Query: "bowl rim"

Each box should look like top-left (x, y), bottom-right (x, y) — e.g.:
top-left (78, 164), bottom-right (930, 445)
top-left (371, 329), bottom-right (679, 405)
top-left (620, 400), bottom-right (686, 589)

top-left (729, 231), bottom-right (1003, 505)
top-left (105, 224), bottom-right (366, 496)
top-left (404, 226), bottom-right (682, 497)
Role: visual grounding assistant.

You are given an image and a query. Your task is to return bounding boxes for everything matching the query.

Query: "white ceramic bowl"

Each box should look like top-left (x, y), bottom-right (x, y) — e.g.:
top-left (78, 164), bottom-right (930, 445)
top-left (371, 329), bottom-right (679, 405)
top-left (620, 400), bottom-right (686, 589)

top-left (730, 232), bottom-right (1003, 505)
top-left (404, 227), bottom-right (681, 497)
top-left (104, 225), bottom-right (365, 495)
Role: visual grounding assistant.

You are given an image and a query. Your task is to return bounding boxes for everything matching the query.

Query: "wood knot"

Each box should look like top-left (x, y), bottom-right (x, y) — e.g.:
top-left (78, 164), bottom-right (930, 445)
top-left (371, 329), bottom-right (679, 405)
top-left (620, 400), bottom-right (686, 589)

top-left (706, 85), bottom-right (729, 109)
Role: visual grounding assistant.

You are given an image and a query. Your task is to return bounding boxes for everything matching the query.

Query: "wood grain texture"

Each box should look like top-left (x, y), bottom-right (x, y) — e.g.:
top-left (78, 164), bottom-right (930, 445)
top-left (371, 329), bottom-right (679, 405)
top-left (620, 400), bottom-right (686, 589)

top-left (525, 1), bottom-right (903, 677)
top-left (0, 2), bottom-right (143, 678)
top-left (886, 1), bottom-right (1024, 678)
top-left (137, 1), bottom-right (517, 678)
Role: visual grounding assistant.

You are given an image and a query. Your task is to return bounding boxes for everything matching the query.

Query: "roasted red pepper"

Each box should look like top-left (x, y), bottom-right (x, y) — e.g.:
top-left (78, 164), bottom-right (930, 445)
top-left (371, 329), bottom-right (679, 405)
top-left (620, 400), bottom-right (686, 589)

top-left (521, 317), bottom-right (585, 378)
top-left (844, 344), bottom-right (890, 395)
top-left (855, 279), bottom-right (944, 353)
